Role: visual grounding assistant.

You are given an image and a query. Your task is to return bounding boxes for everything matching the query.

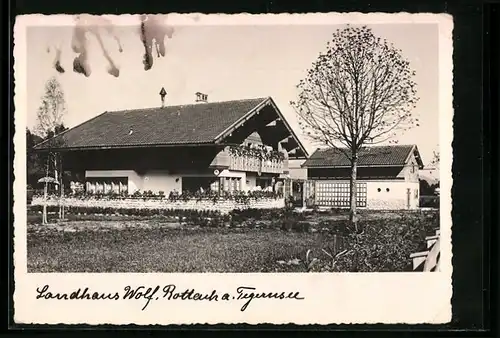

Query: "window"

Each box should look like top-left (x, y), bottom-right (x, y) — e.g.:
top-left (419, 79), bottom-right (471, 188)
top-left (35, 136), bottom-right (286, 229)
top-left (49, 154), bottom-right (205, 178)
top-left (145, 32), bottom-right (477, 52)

top-left (315, 182), bottom-right (367, 207)
top-left (220, 177), bottom-right (242, 192)
top-left (120, 181), bottom-right (128, 194)
top-left (95, 182), bottom-right (104, 194)
top-left (104, 182), bottom-right (112, 194)
top-left (386, 188), bottom-right (390, 192)
top-left (377, 188), bottom-right (381, 192)
top-left (257, 177), bottom-right (272, 189)
top-left (182, 177), bottom-right (218, 193)
top-left (86, 177), bottom-right (128, 195)
top-left (210, 180), bottom-right (220, 192)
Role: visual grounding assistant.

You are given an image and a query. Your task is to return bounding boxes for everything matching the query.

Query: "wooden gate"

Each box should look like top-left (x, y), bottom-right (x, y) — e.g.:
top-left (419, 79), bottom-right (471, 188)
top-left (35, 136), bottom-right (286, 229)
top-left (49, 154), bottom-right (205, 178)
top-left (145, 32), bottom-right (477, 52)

top-left (284, 179), bottom-right (308, 207)
top-left (304, 180), bottom-right (316, 207)
top-left (283, 178), bottom-right (292, 198)
top-left (292, 181), bottom-right (304, 207)
top-left (302, 180), bottom-right (368, 208)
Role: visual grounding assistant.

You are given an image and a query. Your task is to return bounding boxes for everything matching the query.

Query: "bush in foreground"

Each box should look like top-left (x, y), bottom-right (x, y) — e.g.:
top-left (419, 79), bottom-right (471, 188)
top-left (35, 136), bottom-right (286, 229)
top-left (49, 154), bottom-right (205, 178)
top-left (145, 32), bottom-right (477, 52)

top-left (304, 212), bottom-right (438, 272)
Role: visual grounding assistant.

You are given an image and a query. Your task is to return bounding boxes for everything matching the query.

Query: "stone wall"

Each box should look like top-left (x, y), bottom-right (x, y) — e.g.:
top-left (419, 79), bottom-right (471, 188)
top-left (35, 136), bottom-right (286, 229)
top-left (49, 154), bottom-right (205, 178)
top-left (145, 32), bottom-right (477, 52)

top-left (31, 196), bottom-right (285, 214)
top-left (365, 181), bottom-right (420, 210)
top-left (365, 197), bottom-right (407, 210)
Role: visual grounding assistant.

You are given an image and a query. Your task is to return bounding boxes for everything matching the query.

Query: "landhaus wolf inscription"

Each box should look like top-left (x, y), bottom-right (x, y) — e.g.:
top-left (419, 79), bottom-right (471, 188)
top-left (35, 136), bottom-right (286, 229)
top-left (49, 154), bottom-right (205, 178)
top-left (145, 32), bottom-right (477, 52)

top-left (36, 284), bottom-right (305, 312)
top-left (14, 13), bottom-right (453, 325)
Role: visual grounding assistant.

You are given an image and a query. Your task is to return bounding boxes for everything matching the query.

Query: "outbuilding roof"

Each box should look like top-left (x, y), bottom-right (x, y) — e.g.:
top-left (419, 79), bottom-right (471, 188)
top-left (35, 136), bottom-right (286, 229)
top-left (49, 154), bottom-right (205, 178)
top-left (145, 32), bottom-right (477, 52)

top-left (302, 145), bottom-right (424, 168)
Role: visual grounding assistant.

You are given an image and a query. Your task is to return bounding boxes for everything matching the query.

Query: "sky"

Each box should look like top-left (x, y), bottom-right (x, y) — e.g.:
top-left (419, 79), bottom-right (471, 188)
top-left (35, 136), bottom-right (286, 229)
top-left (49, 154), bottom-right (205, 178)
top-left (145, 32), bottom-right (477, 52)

top-left (26, 20), bottom-right (439, 171)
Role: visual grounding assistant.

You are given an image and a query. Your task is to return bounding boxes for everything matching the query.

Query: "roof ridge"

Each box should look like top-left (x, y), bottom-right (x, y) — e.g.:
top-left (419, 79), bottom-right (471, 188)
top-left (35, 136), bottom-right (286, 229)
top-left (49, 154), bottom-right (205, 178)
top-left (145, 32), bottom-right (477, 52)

top-left (108, 97), bottom-right (269, 114)
top-left (316, 144), bottom-right (416, 151)
top-left (33, 97), bottom-right (289, 151)
top-left (304, 143), bottom-right (420, 168)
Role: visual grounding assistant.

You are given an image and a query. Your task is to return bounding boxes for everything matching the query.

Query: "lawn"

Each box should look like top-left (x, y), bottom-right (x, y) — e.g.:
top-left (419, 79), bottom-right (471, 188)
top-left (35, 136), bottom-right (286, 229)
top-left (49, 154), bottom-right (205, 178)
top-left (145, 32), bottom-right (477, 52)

top-left (27, 210), bottom-right (439, 273)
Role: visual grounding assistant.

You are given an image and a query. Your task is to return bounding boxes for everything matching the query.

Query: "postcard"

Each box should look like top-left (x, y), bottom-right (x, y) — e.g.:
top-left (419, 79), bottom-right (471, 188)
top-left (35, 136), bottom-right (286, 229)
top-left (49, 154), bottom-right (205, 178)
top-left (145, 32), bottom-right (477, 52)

top-left (13, 12), bottom-right (453, 325)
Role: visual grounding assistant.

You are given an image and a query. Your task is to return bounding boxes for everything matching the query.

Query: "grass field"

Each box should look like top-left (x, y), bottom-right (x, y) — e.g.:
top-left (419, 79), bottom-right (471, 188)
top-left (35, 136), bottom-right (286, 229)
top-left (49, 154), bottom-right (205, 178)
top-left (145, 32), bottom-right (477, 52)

top-left (27, 210), bottom-right (439, 273)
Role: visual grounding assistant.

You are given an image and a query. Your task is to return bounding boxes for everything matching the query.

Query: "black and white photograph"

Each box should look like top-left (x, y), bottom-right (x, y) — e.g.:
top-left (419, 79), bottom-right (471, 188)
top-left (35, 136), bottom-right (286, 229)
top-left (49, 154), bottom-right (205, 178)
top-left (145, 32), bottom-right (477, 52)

top-left (14, 13), bottom-right (454, 325)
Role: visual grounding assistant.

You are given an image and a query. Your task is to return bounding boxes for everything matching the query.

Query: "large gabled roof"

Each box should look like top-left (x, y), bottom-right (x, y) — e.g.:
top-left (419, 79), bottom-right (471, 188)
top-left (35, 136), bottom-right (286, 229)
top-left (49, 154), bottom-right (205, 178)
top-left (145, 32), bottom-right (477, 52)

top-left (34, 97), bottom-right (307, 157)
top-left (302, 145), bottom-right (424, 168)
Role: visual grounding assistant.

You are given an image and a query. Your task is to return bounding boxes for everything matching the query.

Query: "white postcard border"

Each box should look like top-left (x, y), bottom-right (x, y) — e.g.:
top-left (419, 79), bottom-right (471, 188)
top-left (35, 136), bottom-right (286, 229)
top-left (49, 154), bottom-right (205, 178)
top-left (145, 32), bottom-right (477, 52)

top-left (13, 12), bottom-right (454, 325)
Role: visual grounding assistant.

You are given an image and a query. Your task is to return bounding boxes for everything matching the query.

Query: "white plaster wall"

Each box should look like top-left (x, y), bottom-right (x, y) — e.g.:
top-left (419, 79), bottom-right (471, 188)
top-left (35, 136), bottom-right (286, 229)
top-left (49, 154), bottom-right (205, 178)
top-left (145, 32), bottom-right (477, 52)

top-left (366, 180), bottom-right (420, 210)
top-left (218, 169), bottom-right (246, 178)
top-left (86, 170), bottom-right (184, 195)
top-left (142, 171), bottom-right (182, 194)
top-left (288, 160), bottom-right (307, 180)
top-left (85, 170), bottom-right (143, 193)
top-left (398, 153), bottom-right (419, 183)
top-left (85, 169), bottom-right (278, 195)
top-left (313, 179), bottom-right (420, 210)
top-left (246, 173), bottom-right (257, 190)
top-left (289, 168), bottom-right (308, 180)
top-left (410, 181), bottom-right (420, 208)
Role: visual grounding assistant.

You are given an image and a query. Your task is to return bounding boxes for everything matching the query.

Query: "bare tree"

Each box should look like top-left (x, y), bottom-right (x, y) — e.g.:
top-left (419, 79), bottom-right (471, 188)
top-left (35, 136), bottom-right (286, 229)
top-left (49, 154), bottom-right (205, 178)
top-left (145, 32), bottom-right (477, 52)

top-left (35, 77), bottom-right (67, 137)
top-left (431, 151), bottom-right (440, 169)
top-left (35, 77), bottom-right (68, 223)
top-left (291, 26), bottom-right (419, 232)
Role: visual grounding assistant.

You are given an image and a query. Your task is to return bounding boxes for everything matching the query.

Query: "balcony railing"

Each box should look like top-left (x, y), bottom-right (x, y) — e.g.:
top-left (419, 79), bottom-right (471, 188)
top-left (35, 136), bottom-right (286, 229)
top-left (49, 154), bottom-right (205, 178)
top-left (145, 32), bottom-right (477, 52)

top-left (210, 146), bottom-right (285, 174)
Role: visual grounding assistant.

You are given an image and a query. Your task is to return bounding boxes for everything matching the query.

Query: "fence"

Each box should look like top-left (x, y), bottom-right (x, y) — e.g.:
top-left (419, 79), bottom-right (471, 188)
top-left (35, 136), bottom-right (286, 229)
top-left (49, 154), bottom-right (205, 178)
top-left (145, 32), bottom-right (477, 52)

top-left (302, 180), bottom-right (368, 208)
top-left (410, 228), bottom-right (441, 272)
top-left (31, 195), bottom-right (285, 215)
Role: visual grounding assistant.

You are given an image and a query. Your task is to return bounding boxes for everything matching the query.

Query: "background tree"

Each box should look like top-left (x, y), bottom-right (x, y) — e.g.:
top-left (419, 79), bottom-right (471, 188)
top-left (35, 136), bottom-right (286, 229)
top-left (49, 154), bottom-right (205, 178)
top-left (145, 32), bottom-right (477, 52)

top-left (34, 77), bottom-right (68, 223)
top-left (291, 26), bottom-right (419, 232)
top-left (35, 77), bottom-right (67, 138)
top-left (431, 150), bottom-right (440, 170)
top-left (26, 128), bottom-right (45, 188)
top-left (429, 150), bottom-right (440, 195)
top-left (419, 179), bottom-right (433, 196)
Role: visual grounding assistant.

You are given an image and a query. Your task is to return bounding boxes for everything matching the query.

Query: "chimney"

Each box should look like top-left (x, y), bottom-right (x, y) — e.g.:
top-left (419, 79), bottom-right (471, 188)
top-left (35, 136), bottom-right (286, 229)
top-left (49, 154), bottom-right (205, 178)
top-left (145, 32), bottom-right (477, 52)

top-left (195, 92), bottom-right (208, 103)
top-left (159, 87), bottom-right (167, 108)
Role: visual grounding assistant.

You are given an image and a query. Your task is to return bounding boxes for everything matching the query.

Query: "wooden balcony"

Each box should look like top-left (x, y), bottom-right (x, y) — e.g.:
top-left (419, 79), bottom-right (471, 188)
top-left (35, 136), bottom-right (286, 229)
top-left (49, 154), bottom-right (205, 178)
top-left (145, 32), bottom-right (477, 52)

top-left (210, 147), bottom-right (285, 174)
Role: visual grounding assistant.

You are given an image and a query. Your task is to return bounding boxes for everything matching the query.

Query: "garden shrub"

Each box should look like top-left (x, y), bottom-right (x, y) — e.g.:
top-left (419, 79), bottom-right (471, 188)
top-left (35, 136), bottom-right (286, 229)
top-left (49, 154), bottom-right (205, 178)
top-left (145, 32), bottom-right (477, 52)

top-left (329, 208), bottom-right (345, 214)
top-left (292, 221), bottom-right (311, 233)
top-left (330, 212), bottom-right (439, 272)
top-left (419, 195), bottom-right (440, 208)
top-left (318, 220), bottom-right (352, 235)
top-left (229, 208), bottom-right (289, 221)
top-left (279, 207), bottom-right (301, 232)
top-left (280, 220), bottom-right (294, 232)
top-left (29, 204), bottom-right (231, 227)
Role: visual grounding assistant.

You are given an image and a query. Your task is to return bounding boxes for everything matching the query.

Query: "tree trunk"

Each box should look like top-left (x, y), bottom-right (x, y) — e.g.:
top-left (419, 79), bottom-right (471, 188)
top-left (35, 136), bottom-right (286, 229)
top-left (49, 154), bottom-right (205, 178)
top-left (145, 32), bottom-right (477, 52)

top-left (349, 154), bottom-right (359, 233)
top-left (42, 156), bottom-right (50, 225)
top-left (42, 182), bottom-right (48, 224)
top-left (60, 182), bottom-right (65, 219)
top-left (57, 153), bottom-right (65, 220)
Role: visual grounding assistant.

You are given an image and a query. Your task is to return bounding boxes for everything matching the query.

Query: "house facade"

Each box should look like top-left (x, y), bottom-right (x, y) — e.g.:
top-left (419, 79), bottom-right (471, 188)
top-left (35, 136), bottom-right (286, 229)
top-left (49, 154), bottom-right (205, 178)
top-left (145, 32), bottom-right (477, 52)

top-left (34, 96), bottom-right (308, 197)
top-left (301, 145), bottom-right (424, 210)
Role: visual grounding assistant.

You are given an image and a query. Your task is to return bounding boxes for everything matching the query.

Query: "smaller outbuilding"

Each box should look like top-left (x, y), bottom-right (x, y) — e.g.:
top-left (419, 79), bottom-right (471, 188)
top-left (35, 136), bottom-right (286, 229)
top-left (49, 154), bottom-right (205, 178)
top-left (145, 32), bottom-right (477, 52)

top-left (301, 145), bottom-right (424, 210)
